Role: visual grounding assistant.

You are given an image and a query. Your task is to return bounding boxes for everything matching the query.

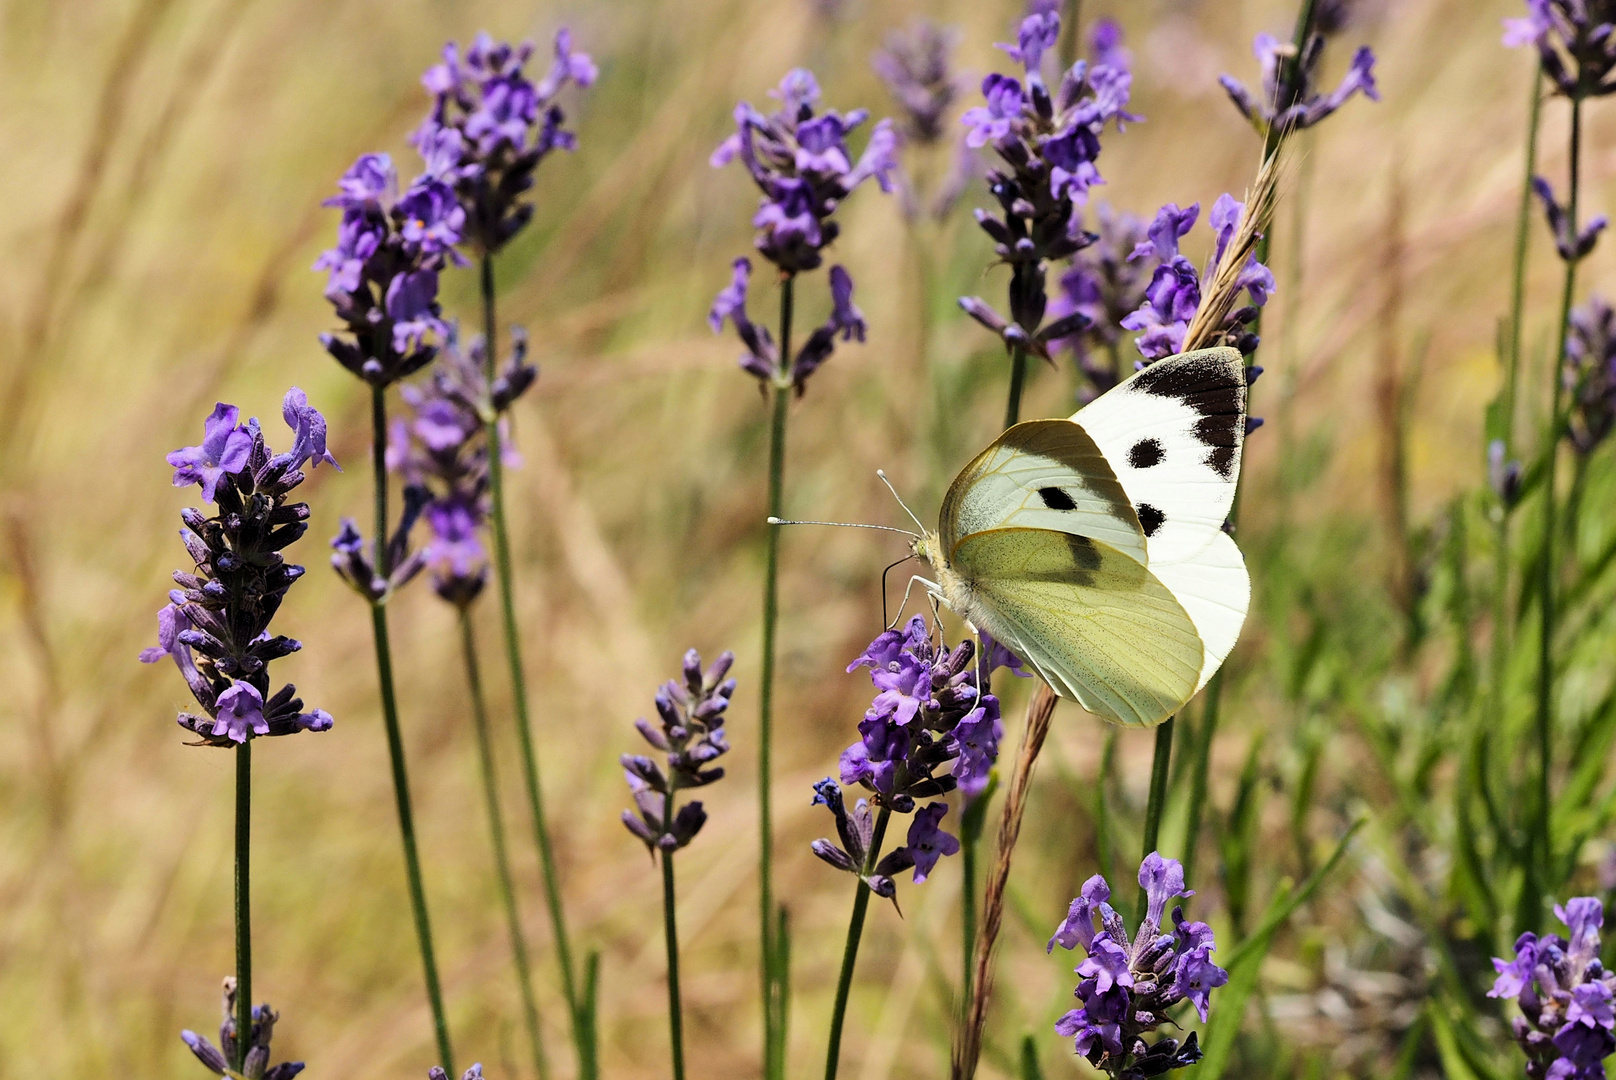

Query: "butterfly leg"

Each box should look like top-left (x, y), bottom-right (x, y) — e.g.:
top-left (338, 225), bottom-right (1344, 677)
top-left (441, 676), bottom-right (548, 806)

top-left (887, 574), bottom-right (943, 631)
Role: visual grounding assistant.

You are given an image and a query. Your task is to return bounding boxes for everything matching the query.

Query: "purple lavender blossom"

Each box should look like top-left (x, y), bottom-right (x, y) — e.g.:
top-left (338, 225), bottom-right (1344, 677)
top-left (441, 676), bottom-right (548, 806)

top-left (1504, 0), bottom-right (1616, 99)
top-left (957, 9), bottom-right (1142, 361)
top-left (1220, 29), bottom-right (1380, 136)
top-left (622, 650), bottom-right (735, 853)
top-left (414, 30), bottom-right (596, 253)
top-left (1048, 853), bottom-right (1226, 1076)
top-left (1534, 177), bottom-right (1609, 263)
top-left (901, 802), bottom-right (959, 882)
top-left (1046, 203), bottom-right (1158, 397)
top-left (709, 256), bottom-right (867, 395)
top-left (180, 978), bottom-right (304, 1079)
top-left (315, 153), bottom-right (461, 387)
top-left (711, 68), bottom-right (896, 274)
top-left (1119, 196), bottom-right (1274, 361)
top-left (428, 1069), bottom-right (486, 1080)
top-left (146, 394), bottom-right (335, 747)
top-left (1566, 295), bottom-right (1616, 454)
top-left (873, 21), bottom-right (962, 144)
top-left (1490, 897), bottom-right (1616, 1080)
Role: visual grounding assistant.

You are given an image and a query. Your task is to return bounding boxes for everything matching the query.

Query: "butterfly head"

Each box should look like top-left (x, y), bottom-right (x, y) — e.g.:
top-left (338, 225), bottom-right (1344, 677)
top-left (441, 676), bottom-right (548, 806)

top-left (911, 531), bottom-right (943, 570)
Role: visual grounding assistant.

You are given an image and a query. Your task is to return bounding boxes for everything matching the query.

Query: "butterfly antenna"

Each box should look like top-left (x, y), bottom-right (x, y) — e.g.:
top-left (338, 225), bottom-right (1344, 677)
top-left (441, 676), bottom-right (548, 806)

top-left (875, 470), bottom-right (929, 535)
top-left (768, 517), bottom-right (920, 539)
top-left (881, 554), bottom-right (917, 627)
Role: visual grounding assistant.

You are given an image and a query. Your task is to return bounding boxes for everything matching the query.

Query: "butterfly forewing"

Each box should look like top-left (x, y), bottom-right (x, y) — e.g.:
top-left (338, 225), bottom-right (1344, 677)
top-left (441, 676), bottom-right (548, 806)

top-left (1070, 347), bottom-right (1251, 688)
top-left (939, 420), bottom-right (1148, 566)
top-left (949, 527), bottom-right (1203, 728)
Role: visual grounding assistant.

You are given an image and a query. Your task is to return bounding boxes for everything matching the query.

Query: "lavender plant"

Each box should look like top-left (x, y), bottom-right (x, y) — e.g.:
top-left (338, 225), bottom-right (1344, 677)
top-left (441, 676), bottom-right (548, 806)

top-left (181, 980), bottom-right (305, 1080)
top-left (708, 66), bottom-right (894, 1079)
top-left (391, 332), bottom-right (549, 1080)
top-left (1047, 854), bottom-right (1228, 1078)
top-left (316, 148), bottom-right (459, 1071)
top-left (814, 616), bottom-right (1013, 1080)
top-left (146, 392), bottom-right (336, 1073)
top-left (621, 649), bottom-right (736, 1080)
top-left (956, 7), bottom-right (1140, 427)
top-left (412, 31), bottom-right (600, 1078)
top-left (1489, 898), bottom-right (1614, 1078)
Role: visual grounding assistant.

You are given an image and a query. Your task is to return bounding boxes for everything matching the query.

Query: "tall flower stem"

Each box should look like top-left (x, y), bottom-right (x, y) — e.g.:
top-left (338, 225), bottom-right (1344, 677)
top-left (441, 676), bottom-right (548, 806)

top-left (458, 609), bottom-right (548, 1080)
top-left (233, 739), bottom-right (252, 1073)
top-left (1004, 343), bottom-right (1028, 430)
top-left (1181, 687), bottom-right (1219, 888)
top-left (761, 276), bottom-right (795, 1080)
top-left (824, 807), bottom-right (892, 1080)
top-left (369, 388), bottom-right (454, 1074)
top-left (1135, 717), bottom-right (1175, 922)
top-left (662, 796), bottom-right (687, 1080)
top-left (479, 255), bottom-right (593, 1079)
top-left (1533, 94), bottom-right (1583, 913)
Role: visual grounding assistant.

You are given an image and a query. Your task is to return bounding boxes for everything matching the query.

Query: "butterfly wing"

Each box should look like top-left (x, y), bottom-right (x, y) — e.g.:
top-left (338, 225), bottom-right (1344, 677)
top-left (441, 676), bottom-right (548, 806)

top-left (948, 527), bottom-right (1203, 728)
top-left (939, 419), bottom-right (1148, 567)
top-left (1070, 347), bottom-right (1251, 690)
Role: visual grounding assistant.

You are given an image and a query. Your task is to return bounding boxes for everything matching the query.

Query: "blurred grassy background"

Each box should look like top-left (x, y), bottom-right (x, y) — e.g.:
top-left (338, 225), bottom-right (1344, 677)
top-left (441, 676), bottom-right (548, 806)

top-left (2, 0), bottom-right (1615, 1076)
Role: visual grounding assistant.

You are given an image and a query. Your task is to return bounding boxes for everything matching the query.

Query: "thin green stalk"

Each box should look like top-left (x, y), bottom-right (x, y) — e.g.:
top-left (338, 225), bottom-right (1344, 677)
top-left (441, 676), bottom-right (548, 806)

top-left (368, 387), bottom-right (454, 1073)
top-left (1094, 729), bottom-right (1118, 883)
top-left (824, 807), bottom-right (893, 1080)
top-left (760, 275), bottom-right (794, 1080)
top-left (458, 610), bottom-right (548, 1080)
top-left (479, 255), bottom-right (591, 1078)
top-left (961, 829), bottom-right (977, 1011)
top-left (1003, 344), bottom-right (1028, 429)
top-left (1505, 67), bottom-right (1545, 449)
top-left (234, 739), bottom-right (251, 1072)
top-left (662, 799), bottom-right (687, 1080)
top-left (1533, 93), bottom-right (1583, 911)
top-left (1182, 685), bottom-right (1220, 888)
top-left (1136, 717), bottom-right (1174, 922)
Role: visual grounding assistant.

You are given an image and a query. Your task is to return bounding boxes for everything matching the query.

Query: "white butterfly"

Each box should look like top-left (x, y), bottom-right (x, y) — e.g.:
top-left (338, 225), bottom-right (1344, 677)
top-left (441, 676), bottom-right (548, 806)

top-left (912, 347), bottom-right (1251, 728)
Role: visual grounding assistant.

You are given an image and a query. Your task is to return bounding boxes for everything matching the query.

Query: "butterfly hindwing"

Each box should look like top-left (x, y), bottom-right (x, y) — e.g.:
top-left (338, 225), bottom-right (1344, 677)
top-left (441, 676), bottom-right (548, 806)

top-left (939, 419), bottom-right (1148, 567)
top-left (948, 527), bottom-right (1203, 728)
top-left (1070, 347), bottom-right (1251, 688)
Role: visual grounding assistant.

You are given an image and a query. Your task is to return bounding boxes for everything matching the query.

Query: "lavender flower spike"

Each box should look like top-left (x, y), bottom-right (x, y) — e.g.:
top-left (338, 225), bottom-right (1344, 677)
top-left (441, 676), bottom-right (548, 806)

top-left (1220, 29), bottom-right (1380, 136)
top-left (1050, 853), bottom-right (1226, 1076)
top-left (429, 1067), bottom-right (486, 1080)
top-left (1504, 0), bottom-right (1616, 99)
top-left (873, 20), bottom-right (962, 144)
top-left (621, 649), bottom-right (735, 853)
top-left (147, 396), bottom-right (335, 746)
top-left (1490, 896), bottom-right (1616, 1079)
top-left (180, 978), bottom-right (305, 1080)
top-left (1566, 295), bottom-right (1616, 455)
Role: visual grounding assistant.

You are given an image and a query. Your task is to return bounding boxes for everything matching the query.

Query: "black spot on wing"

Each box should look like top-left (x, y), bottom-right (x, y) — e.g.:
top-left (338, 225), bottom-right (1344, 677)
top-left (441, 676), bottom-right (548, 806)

top-left (1038, 486), bottom-right (1078, 510)
top-left (1063, 533), bottom-right (1101, 585)
top-left (1128, 438), bottom-right (1164, 469)
top-left (1133, 353), bottom-right (1245, 477)
top-left (1136, 503), bottom-right (1165, 537)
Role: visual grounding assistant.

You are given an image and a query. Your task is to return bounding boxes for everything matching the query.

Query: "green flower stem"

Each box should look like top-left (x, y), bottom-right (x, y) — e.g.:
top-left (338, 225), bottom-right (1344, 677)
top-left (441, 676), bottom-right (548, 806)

top-left (824, 807), bottom-right (893, 1080)
top-left (1004, 343), bottom-right (1028, 430)
top-left (1505, 67), bottom-right (1545, 453)
top-left (1181, 685), bottom-right (1220, 889)
top-left (1534, 93), bottom-right (1583, 911)
top-left (760, 275), bottom-right (795, 1080)
top-left (1136, 716), bottom-right (1175, 922)
top-left (457, 609), bottom-right (548, 1080)
top-left (1094, 728), bottom-right (1118, 883)
top-left (662, 800), bottom-right (687, 1080)
top-left (368, 386), bottom-right (454, 1074)
top-left (234, 739), bottom-right (251, 1073)
top-left (960, 830), bottom-right (976, 1014)
top-left (478, 254), bottom-right (592, 1079)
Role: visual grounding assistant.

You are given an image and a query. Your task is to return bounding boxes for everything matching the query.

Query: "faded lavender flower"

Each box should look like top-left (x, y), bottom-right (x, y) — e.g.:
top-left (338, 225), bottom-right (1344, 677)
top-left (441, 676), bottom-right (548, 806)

top-left (180, 978), bottom-right (305, 1080)
top-left (956, 9), bottom-right (1140, 361)
top-left (144, 394), bottom-right (335, 746)
top-left (1489, 897), bottom-right (1615, 1079)
top-left (1220, 28), bottom-right (1380, 136)
top-left (314, 153), bottom-right (464, 387)
top-left (1120, 197), bottom-right (1275, 361)
top-left (1047, 203), bottom-right (1156, 398)
top-left (389, 330), bottom-right (536, 605)
top-left (1490, 438), bottom-right (1526, 506)
top-left (1566, 295), bottom-right (1616, 455)
top-left (429, 1067), bottom-right (486, 1080)
top-left (1504, 0), bottom-right (1616, 99)
top-left (1534, 177), bottom-right (1609, 263)
top-left (709, 257), bottom-right (866, 395)
top-left (1048, 854), bottom-right (1227, 1078)
top-left (622, 650), bottom-right (735, 853)
top-left (414, 30), bottom-right (596, 253)
top-left (874, 21), bottom-right (962, 144)
top-left (711, 68), bottom-right (898, 274)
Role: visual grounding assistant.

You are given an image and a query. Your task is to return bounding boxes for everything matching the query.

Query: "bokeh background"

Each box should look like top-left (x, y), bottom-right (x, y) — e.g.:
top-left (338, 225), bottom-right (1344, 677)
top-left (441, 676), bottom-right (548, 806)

top-left (3, 0), bottom-right (1614, 1076)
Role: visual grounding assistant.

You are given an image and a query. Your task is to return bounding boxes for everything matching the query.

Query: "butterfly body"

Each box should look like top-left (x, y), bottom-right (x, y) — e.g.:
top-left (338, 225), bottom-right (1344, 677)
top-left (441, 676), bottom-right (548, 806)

top-left (913, 347), bottom-right (1251, 728)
